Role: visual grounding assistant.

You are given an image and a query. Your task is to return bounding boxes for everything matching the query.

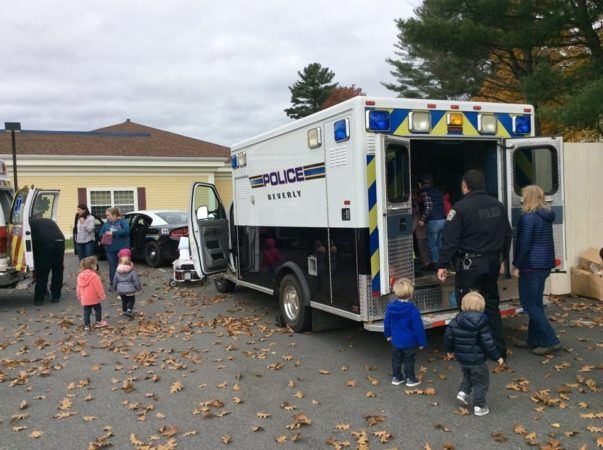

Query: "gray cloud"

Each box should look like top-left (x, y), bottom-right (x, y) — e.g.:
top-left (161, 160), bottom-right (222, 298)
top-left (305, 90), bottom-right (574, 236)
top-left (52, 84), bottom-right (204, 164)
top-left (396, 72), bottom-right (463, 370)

top-left (0, 0), bottom-right (414, 146)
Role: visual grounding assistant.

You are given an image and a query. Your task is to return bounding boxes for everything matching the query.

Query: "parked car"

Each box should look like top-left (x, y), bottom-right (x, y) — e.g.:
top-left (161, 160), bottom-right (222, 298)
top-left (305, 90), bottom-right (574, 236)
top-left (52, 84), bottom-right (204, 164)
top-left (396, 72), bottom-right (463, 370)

top-left (124, 210), bottom-right (188, 267)
top-left (72, 213), bottom-right (106, 259)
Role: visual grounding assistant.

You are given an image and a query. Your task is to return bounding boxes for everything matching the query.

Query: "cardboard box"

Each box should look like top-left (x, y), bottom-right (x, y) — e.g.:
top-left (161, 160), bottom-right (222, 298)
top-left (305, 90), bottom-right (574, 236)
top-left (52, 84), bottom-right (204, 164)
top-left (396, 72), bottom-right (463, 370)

top-left (571, 267), bottom-right (603, 301)
top-left (578, 247), bottom-right (602, 272)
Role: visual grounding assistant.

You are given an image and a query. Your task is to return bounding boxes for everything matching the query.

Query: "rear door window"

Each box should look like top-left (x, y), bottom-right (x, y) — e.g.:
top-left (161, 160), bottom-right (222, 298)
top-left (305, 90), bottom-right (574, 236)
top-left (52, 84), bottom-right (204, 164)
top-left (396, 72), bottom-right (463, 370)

top-left (513, 146), bottom-right (558, 195)
top-left (385, 143), bottom-right (410, 204)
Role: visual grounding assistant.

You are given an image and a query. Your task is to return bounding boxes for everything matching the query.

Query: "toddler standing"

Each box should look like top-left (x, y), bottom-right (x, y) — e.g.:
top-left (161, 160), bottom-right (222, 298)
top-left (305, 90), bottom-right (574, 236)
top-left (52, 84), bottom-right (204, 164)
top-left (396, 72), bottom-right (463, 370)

top-left (112, 256), bottom-right (142, 318)
top-left (444, 292), bottom-right (504, 416)
top-left (384, 278), bottom-right (427, 387)
top-left (76, 256), bottom-right (107, 331)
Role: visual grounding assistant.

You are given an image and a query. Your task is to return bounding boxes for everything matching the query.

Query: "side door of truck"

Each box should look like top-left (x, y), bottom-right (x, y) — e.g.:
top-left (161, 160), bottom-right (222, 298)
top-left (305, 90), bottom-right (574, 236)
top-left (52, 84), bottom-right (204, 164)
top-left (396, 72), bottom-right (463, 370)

top-left (505, 137), bottom-right (566, 270)
top-left (189, 182), bottom-right (230, 277)
top-left (9, 187), bottom-right (60, 272)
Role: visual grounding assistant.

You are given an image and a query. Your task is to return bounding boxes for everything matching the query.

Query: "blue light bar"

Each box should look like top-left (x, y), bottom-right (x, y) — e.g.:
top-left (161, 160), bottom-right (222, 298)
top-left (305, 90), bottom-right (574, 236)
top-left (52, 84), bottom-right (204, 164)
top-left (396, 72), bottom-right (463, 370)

top-left (231, 155), bottom-right (238, 169)
top-left (513, 115), bottom-right (531, 134)
top-left (367, 110), bottom-right (390, 132)
top-left (334, 118), bottom-right (350, 142)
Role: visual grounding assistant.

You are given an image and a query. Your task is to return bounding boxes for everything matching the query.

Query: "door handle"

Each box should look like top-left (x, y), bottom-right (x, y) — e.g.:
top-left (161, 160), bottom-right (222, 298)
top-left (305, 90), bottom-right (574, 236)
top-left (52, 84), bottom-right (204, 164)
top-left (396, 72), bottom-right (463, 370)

top-left (399, 218), bottom-right (407, 232)
top-left (25, 231), bottom-right (31, 236)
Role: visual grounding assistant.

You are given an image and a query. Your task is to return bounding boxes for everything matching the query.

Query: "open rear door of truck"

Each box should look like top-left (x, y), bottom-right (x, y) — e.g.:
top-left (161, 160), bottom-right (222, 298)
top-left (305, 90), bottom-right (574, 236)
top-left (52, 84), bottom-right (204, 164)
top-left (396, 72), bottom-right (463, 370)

top-left (188, 182), bottom-right (229, 278)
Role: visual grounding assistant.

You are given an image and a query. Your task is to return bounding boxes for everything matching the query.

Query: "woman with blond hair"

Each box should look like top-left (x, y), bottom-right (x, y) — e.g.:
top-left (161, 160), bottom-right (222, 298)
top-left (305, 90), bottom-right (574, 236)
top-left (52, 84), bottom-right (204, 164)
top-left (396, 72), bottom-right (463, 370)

top-left (512, 185), bottom-right (561, 356)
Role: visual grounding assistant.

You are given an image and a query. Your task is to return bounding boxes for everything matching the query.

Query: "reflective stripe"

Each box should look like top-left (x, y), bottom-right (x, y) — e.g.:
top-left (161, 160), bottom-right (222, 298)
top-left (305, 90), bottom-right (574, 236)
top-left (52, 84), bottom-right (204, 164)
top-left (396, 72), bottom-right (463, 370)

top-left (366, 154), bottom-right (380, 296)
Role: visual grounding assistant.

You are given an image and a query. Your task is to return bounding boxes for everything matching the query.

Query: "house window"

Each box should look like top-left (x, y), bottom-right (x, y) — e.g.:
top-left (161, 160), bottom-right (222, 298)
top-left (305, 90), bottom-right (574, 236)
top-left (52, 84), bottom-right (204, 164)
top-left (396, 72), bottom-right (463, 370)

top-left (89, 189), bottom-right (137, 216)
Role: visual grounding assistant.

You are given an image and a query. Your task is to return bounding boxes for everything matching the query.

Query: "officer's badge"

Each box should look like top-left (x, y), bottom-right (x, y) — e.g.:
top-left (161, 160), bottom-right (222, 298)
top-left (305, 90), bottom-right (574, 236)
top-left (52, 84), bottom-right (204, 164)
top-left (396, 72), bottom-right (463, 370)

top-left (446, 209), bottom-right (456, 221)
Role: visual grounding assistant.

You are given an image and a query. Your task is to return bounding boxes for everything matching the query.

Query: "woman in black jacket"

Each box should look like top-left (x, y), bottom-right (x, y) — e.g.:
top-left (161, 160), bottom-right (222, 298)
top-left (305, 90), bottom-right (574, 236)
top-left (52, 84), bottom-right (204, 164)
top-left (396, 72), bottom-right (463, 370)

top-left (512, 185), bottom-right (561, 356)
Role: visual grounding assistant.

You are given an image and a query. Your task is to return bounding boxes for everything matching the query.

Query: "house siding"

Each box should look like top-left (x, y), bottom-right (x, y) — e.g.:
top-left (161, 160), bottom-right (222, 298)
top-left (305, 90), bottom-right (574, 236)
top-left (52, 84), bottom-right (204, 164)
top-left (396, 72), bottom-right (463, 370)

top-left (17, 174), bottom-right (238, 238)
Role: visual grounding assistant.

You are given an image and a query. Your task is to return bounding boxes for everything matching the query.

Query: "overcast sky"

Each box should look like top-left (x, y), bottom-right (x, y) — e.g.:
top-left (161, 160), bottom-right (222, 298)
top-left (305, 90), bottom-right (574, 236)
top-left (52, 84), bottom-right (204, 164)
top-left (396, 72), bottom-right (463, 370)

top-left (0, 1), bottom-right (415, 147)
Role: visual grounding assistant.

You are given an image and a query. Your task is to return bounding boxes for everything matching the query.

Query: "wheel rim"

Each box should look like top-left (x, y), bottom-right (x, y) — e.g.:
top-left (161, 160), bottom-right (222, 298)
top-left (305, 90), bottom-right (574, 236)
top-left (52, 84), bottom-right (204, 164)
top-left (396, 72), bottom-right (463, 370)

top-left (147, 245), bottom-right (158, 262)
top-left (282, 285), bottom-right (300, 321)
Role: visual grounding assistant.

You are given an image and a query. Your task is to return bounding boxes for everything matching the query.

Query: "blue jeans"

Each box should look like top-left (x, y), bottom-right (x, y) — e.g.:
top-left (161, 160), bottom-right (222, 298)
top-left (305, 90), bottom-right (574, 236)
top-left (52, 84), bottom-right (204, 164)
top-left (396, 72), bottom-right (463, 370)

top-left (392, 347), bottom-right (417, 381)
top-left (518, 269), bottom-right (560, 348)
top-left (106, 250), bottom-right (119, 285)
top-left (426, 219), bottom-right (446, 264)
top-left (76, 241), bottom-right (95, 261)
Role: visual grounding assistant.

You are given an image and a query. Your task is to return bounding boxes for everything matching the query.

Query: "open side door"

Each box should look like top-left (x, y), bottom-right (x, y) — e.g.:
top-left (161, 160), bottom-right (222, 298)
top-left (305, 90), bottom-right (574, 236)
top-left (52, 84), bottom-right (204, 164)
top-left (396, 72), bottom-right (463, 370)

top-left (374, 136), bottom-right (413, 295)
top-left (189, 182), bottom-right (229, 277)
top-left (504, 137), bottom-right (566, 271)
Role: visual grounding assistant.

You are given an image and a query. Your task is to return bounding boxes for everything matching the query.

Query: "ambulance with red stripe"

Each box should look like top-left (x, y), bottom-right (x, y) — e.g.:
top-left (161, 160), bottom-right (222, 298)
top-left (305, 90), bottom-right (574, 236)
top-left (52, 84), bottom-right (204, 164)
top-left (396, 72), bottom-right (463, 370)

top-left (189, 96), bottom-right (565, 332)
top-left (0, 161), bottom-right (60, 288)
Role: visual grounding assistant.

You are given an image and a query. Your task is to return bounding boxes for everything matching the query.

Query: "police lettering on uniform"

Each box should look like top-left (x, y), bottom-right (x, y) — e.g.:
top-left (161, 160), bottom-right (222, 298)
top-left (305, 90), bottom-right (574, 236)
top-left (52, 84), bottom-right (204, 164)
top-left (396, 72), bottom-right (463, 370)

top-left (437, 170), bottom-right (512, 358)
top-left (30, 218), bottom-right (65, 306)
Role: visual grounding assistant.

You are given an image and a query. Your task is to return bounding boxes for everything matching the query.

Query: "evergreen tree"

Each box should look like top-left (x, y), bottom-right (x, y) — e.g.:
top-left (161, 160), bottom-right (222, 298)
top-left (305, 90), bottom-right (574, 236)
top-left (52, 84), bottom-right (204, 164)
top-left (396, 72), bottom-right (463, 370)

top-left (285, 63), bottom-right (338, 119)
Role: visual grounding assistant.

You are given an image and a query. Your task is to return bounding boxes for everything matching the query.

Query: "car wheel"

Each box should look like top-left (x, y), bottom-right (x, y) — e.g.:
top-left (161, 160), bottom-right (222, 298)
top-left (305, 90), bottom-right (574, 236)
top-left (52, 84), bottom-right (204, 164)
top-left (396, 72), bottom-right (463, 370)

top-left (214, 276), bottom-right (235, 293)
top-left (144, 241), bottom-right (162, 267)
top-left (278, 274), bottom-right (311, 332)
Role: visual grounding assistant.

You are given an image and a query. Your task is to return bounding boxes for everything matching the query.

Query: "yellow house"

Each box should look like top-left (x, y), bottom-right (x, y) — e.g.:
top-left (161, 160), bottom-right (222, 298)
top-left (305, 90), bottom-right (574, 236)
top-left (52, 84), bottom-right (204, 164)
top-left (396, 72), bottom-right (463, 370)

top-left (0, 120), bottom-right (232, 237)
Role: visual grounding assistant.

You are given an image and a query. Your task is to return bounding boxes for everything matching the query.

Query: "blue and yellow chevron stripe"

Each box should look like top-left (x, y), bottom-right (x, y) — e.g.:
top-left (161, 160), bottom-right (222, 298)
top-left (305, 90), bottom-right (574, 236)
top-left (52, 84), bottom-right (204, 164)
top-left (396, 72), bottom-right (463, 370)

top-left (370, 109), bottom-right (528, 138)
top-left (366, 154), bottom-right (381, 297)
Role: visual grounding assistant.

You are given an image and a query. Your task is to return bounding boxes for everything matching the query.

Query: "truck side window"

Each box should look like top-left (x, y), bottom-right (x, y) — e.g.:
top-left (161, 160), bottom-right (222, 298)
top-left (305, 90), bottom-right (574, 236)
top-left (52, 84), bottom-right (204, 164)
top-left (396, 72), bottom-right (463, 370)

top-left (385, 143), bottom-right (410, 204)
top-left (513, 146), bottom-right (558, 195)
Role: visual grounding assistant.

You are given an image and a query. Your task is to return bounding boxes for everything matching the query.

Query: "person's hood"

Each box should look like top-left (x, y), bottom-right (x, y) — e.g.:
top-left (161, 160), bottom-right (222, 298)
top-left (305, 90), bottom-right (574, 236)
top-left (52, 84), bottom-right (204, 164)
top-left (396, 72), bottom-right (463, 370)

top-left (78, 270), bottom-right (97, 287)
top-left (536, 208), bottom-right (555, 223)
top-left (116, 264), bottom-right (133, 274)
top-left (387, 300), bottom-right (417, 315)
top-left (456, 311), bottom-right (488, 331)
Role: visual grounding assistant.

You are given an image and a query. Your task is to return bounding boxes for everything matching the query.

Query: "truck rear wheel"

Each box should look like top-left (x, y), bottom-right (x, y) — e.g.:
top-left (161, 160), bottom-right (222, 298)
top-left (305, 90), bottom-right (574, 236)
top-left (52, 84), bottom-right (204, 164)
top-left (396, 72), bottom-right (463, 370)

top-left (278, 274), bottom-right (311, 332)
top-left (214, 276), bottom-right (235, 293)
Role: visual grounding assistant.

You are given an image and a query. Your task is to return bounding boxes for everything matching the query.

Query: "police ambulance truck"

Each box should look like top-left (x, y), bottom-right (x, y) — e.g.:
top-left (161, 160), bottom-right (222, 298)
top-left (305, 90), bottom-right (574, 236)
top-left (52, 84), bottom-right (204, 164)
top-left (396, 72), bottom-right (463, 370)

top-left (188, 96), bottom-right (565, 332)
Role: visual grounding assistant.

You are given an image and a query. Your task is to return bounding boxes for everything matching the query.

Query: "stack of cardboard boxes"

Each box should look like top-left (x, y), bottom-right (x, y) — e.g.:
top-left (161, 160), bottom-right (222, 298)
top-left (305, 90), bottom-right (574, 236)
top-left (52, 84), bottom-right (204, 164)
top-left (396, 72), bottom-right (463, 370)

top-left (571, 247), bottom-right (603, 301)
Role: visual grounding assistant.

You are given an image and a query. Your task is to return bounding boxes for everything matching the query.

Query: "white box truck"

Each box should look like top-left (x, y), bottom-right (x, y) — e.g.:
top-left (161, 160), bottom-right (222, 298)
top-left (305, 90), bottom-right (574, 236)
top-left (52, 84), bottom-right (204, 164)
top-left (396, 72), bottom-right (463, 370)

top-left (188, 96), bottom-right (565, 332)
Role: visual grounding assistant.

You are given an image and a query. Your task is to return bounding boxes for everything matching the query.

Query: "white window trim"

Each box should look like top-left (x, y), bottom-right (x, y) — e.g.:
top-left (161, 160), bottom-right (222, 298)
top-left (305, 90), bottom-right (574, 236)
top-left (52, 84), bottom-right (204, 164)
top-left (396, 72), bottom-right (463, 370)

top-left (87, 187), bottom-right (139, 215)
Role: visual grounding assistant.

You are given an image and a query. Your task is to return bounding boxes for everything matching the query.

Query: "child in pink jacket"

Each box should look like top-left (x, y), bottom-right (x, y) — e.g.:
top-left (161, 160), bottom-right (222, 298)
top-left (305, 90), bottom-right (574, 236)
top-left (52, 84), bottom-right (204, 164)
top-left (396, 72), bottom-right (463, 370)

top-left (76, 256), bottom-right (107, 331)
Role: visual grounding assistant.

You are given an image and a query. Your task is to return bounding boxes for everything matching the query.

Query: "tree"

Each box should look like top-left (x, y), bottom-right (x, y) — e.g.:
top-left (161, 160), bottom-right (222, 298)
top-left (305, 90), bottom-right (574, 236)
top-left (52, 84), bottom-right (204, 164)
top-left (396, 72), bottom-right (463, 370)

top-left (321, 85), bottom-right (365, 109)
top-left (383, 0), bottom-right (603, 135)
top-left (285, 63), bottom-right (338, 119)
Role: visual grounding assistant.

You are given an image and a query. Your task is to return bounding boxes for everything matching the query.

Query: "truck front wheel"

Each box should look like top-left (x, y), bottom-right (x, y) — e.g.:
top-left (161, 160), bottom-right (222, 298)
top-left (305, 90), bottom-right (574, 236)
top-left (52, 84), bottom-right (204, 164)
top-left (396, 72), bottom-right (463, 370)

top-left (278, 274), bottom-right (311, 332)
top-left (214, 276), bottom-right (235, 293)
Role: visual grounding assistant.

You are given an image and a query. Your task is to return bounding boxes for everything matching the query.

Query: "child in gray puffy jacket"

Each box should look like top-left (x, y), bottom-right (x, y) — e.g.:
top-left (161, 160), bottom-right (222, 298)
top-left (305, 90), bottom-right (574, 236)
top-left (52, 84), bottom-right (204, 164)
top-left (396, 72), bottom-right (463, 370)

top-left (112, 256), bottom-right (142, 318)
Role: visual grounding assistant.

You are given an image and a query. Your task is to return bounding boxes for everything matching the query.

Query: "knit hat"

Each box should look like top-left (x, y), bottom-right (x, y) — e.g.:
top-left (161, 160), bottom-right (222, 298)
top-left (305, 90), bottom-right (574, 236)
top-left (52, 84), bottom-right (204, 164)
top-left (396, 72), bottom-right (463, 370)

top-left (118, 248), bottom-right (132, 259)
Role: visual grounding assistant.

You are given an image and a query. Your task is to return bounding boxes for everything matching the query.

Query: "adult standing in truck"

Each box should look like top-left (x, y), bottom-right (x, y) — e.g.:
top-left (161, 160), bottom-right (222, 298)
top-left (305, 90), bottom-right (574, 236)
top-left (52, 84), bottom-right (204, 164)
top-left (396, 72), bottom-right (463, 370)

top-left (30, 217), bottom-right (65, 305)
top-left (417, 173), bottom-right (446, 271)
top-left (437, 170), bottom-right (512, 358)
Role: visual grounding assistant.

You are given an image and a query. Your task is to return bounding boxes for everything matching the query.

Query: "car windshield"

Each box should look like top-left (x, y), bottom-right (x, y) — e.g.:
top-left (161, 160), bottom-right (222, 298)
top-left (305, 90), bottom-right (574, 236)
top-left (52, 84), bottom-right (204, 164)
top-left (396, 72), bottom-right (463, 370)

top-left (155, 211), bottom-right (188, 225)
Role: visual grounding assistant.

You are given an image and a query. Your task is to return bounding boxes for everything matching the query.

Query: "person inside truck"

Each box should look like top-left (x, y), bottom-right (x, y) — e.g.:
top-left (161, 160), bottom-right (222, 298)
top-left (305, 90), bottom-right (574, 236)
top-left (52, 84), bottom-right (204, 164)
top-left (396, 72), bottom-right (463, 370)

top-left (417, 173), bottom-right (446, 271)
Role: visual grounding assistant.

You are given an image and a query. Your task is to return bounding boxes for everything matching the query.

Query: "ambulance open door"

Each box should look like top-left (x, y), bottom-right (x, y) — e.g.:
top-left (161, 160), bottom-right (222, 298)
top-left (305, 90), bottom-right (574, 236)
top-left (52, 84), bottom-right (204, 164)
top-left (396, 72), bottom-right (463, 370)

top-left (504, 137), bottom-right (566, 271)
top-left (189, 182), bottom-right (229, 277)
top-left (9, 187), bottom-right (60, 272)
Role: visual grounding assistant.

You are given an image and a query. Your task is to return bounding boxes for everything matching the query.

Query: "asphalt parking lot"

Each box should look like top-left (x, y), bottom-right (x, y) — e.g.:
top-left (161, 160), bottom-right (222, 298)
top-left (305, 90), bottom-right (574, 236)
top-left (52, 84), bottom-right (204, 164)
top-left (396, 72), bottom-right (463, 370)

top-left (0, 255), bottom-right (601, 449)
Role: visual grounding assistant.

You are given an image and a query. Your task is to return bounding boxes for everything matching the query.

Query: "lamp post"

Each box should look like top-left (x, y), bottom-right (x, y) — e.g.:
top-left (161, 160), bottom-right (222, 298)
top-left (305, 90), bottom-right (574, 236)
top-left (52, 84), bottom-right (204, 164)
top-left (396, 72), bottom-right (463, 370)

top-left (4, 122), bottom-right (21, 189)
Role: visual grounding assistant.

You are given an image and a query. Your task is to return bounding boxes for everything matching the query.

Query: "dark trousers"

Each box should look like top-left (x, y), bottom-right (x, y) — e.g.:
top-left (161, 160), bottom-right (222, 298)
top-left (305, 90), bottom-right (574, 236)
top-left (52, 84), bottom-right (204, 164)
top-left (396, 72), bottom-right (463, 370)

top-left (83, 303), bottom-right (102, 327)
top-left (76, 241), bottom-right (95, 261)
top-left (106, 250), bottom-right (119, 285)
top-left (121, 294), bottom-right (135, 312)
top-left (392, 347), bottom-right (417, 381)
top-left (455, 255), bottom-right (507, 358)
top-left (34, 241), bottom-right (65, 302)
top-left (518, 269), bottom-right (560, 348)
top-left (459, 363), bottom-right (490, 407)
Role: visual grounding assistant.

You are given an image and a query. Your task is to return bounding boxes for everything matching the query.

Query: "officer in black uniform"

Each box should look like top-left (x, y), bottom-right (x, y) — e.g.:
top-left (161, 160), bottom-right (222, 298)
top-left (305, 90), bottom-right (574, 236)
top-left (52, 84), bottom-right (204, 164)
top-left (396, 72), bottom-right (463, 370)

top-left (30, 218), bottom-right (65, 306)
top-left (437, 170), bottom-right (512, 358)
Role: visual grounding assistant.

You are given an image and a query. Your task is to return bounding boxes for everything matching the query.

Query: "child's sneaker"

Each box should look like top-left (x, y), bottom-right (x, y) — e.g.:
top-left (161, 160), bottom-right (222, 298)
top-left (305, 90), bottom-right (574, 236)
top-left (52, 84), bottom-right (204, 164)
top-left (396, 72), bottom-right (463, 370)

top-left (84, 326), bottom-right (90, 332)
top-left (125, 309), bottom-right (134, 319)
top-left (474, 405), bottom-right (489, 416)
top-left (406, 379), bottom-right (421, 387)
top-left (391, 377), bottom-right (405, 386)
top-left (94, 320), bottom-right (108, 328)
top-left (456, 391), bottom-right (469, 405)
top-left (117, 295), bottom-right (122, 300)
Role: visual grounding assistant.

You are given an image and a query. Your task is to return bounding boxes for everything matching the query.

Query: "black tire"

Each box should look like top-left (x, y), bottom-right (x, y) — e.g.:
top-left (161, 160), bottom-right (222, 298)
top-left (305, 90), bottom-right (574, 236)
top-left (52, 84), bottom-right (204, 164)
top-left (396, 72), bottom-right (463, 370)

top-left (278, 274), bottom-right (311, 332)
top-left (214, 276), bottom-right (235, 293)
top-left (144, 241), bottom-right (163, 267)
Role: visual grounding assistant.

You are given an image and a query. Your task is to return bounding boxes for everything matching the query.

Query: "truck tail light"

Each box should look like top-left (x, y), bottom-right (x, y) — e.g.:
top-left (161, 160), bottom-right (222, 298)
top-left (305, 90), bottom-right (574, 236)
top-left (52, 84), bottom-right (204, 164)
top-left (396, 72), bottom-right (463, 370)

top-left (0, 226), bottom-right (7, 258)
top-left (170, 227), bottom-right (188, 239)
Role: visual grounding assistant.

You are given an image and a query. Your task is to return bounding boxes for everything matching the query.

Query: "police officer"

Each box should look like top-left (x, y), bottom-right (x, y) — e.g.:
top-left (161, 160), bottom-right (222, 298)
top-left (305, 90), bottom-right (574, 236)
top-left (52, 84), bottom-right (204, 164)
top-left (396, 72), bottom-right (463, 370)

top-left (437, 170), bottom-right (512, 358)
top-left (30, 218), bottom-right (65, 306)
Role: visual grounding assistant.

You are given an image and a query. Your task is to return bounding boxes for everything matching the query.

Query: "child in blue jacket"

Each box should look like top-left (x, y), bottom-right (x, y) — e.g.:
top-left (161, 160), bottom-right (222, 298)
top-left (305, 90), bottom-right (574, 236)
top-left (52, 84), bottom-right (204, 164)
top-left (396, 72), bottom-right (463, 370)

top-left (384, 278), bottom-right (427, 387)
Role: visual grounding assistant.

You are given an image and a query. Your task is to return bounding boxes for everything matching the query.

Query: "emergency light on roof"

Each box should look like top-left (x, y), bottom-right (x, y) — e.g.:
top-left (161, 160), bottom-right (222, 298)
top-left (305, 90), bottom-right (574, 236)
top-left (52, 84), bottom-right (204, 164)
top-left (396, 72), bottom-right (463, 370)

top-left (409, 111), bottom-right (431, 133)
top-left (238, 152), bottom-right (247, 167)
top-left (478, 114), bottom-right (497, 134)
top-left (334, 118), bottom-right (350, 142)
top-left (366, 110), bottom-right (390, 132)
top-left (231, 155), bottom-right (238, 169)
top-left (446, 112), bottom-right (463, 127)
top-left (513, 115), bottom-right (531, 134)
